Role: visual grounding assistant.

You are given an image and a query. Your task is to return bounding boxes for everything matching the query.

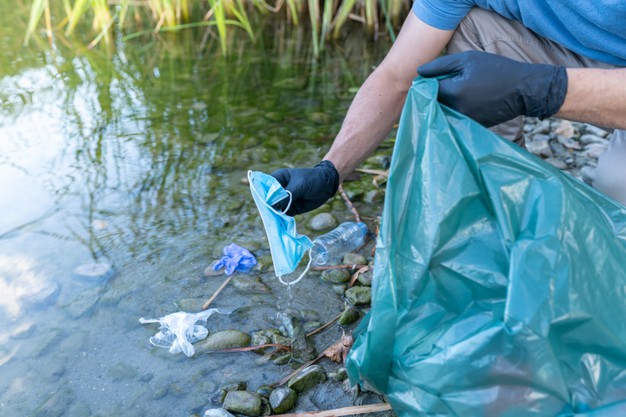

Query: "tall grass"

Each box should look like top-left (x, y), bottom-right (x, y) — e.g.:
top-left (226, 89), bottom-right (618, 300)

top-left (25, 0), bottom-right (410, 54)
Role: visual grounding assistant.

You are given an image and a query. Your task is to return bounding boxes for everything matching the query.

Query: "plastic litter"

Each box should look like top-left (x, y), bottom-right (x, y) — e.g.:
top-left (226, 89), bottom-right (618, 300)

top-left (212, 243), bottom-right (257, 276)
top-left (346, 77), bottom-right (626, 416)
top-left (139, 309), bottom-right (223, 357)
top-left (248, 170), bottom-right (314, 285)
top-left (310, 222), bottom-right (368, 265)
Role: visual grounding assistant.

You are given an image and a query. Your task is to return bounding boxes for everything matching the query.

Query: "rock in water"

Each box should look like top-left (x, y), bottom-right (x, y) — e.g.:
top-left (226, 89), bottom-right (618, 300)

top-left (223, 391), bottom-right (262, 417)
top-left (73, 262), bottom-right (114, 281)
top-left (287, 365), bottom-right (327, 393)
top-left (269, 388), bottom-right (297, 414)
top-left (195, 330), bottom-right (251, 354)
top-left (307, 212), bottom-right (337, 231)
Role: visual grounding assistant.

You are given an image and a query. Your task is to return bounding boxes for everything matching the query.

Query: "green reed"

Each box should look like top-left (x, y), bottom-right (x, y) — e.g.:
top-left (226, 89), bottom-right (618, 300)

top-left (25, 0), bottom-right (409, 54)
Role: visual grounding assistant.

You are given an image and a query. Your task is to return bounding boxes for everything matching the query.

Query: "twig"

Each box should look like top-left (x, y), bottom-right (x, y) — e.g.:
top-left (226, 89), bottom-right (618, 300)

top-left (338, 184), bottom-right (361, 223)
top-left (355, 168), bottom-right (389, 177)
top-left (306, 311), bottom-right (342, 337)
top-left (311, 264), bottom-right (368, 271)
top-left (202, 274), bottom-right (234, 309)
top-left (349, 265), bottom-right (370, 287)
top-left (272, 403), bottom-right (393, 416)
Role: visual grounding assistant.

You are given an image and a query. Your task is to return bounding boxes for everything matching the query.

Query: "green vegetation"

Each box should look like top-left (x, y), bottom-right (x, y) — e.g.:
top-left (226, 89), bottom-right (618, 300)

top-left (24, 0), bottom-right (409, 54)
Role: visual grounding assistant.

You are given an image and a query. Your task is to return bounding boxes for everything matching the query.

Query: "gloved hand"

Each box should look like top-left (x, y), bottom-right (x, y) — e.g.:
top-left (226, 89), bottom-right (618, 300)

top-left (271, 160), bottom-right (340, 216)
top-left (418, 51), bottom-right (568, 127)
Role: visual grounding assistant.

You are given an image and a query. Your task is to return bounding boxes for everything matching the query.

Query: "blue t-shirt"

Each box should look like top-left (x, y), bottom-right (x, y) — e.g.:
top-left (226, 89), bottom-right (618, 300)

top-left (413, 0), bottom-right (626, 66)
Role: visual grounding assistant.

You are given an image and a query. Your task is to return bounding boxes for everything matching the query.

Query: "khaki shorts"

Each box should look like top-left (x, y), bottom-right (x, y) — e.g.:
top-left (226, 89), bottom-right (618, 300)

top-left (446, 7), bottom-right (626, 206)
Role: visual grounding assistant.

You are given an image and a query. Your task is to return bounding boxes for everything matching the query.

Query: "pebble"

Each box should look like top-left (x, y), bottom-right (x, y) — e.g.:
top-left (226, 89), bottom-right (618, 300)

top-left (204, 409), bottom-right (236, 417)
top-left (556, 135), bottom-right (582, 150)
top-left (545, 157), bottom-right (568, 170)
top-left (584, 125), bottom-right (609, 138)
top-left (580, 134), bottom-right (607, 145)
top-left (321, 269), bottom-right (350, 284)
top-left (212, 382), bottom-right (248, 404)
top-left (256, 385), bottom-right (274, 399)
top-left (338, 306), bottom-right (361, 326)
top-left (357, 269), bottom-right (373, 286)
top-left (269, 388), bottom-right (297, 414)
top-left (287, 365), bottom-right (327, 393)
top-left (223, 391), bottom-right (263, 417)
top-left (342, 253), bottom-right (367, 266)
top-left (195, 330), bottom-right (251, 354)
top-left (525, 140), bottom-right (552, 158)
top-left (73, 262), bottom-right (114, 281)
top-left (307, 212), bottom-right (338, 231)
top-left (584, 143), bottom-right (608, 159)
top-left (232, 275), bottom-right (271, 294)
top-left (345, 287), bottom-right (372, 306)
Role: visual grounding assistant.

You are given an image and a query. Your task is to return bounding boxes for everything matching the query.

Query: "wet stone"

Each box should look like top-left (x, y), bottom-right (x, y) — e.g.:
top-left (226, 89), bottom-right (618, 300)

top-left (345, 286), bottom-right (372, 306)
top-left (584, 125), bottom-right (609, 138)
top-left (332, 284), bottom-right (347, 295)
top-left (195, 330), bottom-right (251, 354)
top-left (321, 269), bottom-right (350, 284)
top-left (545, 157), bottom-right (568, 170)
top-left (287, 365), bottom-right (327, 393)
top-left (204, 410), bottom-right (236, 417)
top-left (580, 134), bottom-right (607, 145)
top-left (232, 275), bottom-right (271, 294)
top-left (31, 388), bottom-right (75, 417)
top-left (213, 382), bottom-right (248, 404)
top-left (342, 253), bottom-right (367, 266)
top-left (300, 309), bottom-right (319, 322)
top-left (338, 306), bottom-right (361, 326)
top-left (526, 140), bottom-right (553, 158)
top-left (364, 190), bottom-right (383, 204)
top-left (223, 391), bottom-right (263, 417)
top-left (307, 212), bottom-right (338, 231)
top-left (256, 385), bottom-right (274, 399)
top-left (261, 397), bottom-right (272, 416)
top-left (357, 269), bottom-right (373, 287)
top-left (73, 262), bottom-right (114, 281)
top-left (269, 387), bottom-right (298, 414)
top-left (270, 351), bottom-right (292, 365)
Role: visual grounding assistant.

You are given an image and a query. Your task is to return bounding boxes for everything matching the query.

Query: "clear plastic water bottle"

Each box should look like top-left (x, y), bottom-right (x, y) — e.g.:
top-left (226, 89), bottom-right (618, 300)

top-left (310, 222), bottom-right (368, 266)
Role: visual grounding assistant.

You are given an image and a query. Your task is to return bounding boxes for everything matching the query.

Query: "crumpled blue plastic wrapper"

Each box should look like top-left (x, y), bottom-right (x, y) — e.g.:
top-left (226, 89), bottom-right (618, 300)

top-left (213, 243), bottom-right (257, 276)
top-left (139, 309), bottom-right (222, 357)
top-left (346, 77), bottom-right (626, 416)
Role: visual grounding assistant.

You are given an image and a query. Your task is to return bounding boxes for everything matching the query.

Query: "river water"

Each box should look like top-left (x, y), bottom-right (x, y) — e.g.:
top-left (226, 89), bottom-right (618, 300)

top-left (0, 6), bottom-right (394, 417)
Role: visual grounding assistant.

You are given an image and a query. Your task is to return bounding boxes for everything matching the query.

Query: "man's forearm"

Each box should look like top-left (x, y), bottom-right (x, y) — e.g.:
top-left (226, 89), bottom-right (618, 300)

top-left (557, 68), bottom-right (626, 129)
top-left (322, 13), bottom-right (454, 180)
top-left (323, 69), bottom-right (408, 181)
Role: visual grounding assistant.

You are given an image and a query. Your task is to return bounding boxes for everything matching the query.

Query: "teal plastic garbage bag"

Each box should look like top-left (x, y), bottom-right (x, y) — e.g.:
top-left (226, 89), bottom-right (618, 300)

top-left (248, 170), bottom-right (313, 278)
top-left (345, 77), bottom-right (626, 417)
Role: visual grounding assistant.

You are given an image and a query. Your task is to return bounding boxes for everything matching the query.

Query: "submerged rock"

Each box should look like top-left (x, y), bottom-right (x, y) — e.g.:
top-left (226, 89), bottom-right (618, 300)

top-left (204, 409), bottom-right (235, 417)
top-left (195, 330), bottom-right (251, 353)
top-left (287, 365), bottom-right (327, 393)
top-left (212, 382), bottom-right (247, 404)
top-left (338, 306), bottom-right (361, 326)
top-left (345, 287), bottom-right (372, 306)
top-left (256, 385), bottom-right (273, 399)
top-left (232, 275), bottom-right (271, 294)
top-left (73, 262), bottom-right (114, 281)
top-left (307, 212), bottom-right (337, 231)
top-left (269, 387), bottom-right (297, 414)
top-left (342, 253), bottom-right (367, 266)
top-left (321, 269), bottom-right (350, 284)
top-left (223, 391), bottom-right (262, 417)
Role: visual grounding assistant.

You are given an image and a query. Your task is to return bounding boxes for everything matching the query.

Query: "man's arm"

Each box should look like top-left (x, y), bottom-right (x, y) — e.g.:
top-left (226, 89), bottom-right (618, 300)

top-left (558, 68), bottom-right (626, 129)
top-left (323, 13), bottom-right (454, 181)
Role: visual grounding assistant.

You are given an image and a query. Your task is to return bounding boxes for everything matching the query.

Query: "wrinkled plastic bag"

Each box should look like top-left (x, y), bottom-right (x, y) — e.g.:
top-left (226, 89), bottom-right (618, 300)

top-left (248, 170), bottom-right (313, 278)
top-left (213, 243), bottom-right (257, 276)
top-left (346, 77), bottom-right (626, 416)
top-left (139, 309), bottom-right (222, 357)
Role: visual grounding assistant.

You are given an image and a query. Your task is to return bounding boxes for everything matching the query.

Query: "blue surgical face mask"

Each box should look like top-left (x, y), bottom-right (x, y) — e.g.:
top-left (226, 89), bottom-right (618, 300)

top-left (248, 171), bottom-right (313, 282)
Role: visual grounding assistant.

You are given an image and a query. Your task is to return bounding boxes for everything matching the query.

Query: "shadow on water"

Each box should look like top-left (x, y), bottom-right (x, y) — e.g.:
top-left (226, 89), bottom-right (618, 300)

top-left (0, 8), bottom-right (393, 416)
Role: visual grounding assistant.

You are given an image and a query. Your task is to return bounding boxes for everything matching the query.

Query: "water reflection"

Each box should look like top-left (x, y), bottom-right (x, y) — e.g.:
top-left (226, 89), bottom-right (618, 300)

top-left (0, 17), bottom-right (391, 416)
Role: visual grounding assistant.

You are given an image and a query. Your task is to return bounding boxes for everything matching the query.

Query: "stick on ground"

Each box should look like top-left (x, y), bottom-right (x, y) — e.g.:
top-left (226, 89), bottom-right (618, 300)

top-left (202, 274), bottom-right (234, 309)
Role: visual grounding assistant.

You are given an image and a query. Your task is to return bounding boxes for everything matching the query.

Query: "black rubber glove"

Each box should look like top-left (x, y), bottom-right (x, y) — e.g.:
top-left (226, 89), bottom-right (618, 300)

top-left (418, 51), bottom-right (568, 127)
top-left (271, 160), bottom-right (340, 216)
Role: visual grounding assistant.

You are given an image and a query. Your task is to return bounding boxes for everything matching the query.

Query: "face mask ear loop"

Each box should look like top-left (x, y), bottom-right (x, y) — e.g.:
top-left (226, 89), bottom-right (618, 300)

top-left (278, 248), bottom-right (313, 286)
top-left (283, 190), bottom-right (293, 215)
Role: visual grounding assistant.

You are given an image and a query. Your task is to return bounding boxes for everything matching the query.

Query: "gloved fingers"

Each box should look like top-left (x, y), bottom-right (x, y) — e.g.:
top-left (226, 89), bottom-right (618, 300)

top-left (418, 53), bottom-right (465, 78)
top-left (270, 168), bottom-right (291, 188)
